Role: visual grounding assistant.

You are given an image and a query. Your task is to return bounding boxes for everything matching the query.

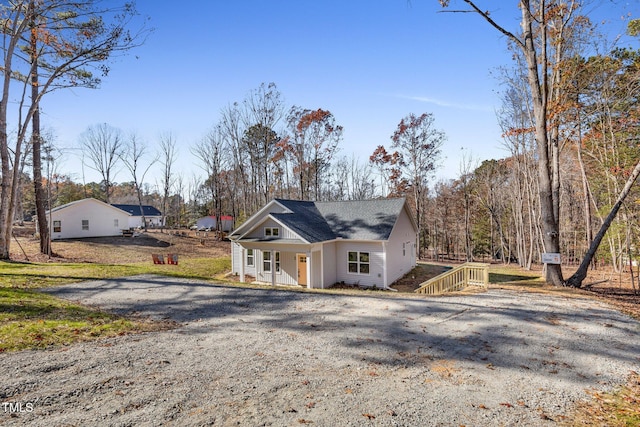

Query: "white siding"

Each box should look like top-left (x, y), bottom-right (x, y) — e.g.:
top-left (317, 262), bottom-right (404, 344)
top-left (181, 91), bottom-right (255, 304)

top-left (311, 250), bottom-right (322, 289)
top-left (231, 242), bottom-right (257, 278)
top-left (48, 199), bottom-right (129, 240)
top-left (245, 218), bottom-right (299, 240)
top-left (255, 249), bottom-right (297, 286)
top-left (231, 242), bottom-right (242, 275)
top-left (321, 242), bottom-right (337, 288)
top-left (335, 241), bottom-right (385, 288)
top-left (386, 206), bottom-right (418, 284)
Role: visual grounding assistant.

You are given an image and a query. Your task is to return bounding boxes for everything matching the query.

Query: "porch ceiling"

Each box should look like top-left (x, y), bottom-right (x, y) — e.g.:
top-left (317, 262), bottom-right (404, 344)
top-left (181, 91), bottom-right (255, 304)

top-left (235, 238), bottom-right (311, 252)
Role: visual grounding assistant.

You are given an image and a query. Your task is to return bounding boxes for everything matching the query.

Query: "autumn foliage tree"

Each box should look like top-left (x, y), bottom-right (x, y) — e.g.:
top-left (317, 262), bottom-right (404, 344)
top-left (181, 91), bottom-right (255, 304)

top-left (286, 107), bottom-right (343, 201)
top-left (371, 112), bottom-right (445, 256)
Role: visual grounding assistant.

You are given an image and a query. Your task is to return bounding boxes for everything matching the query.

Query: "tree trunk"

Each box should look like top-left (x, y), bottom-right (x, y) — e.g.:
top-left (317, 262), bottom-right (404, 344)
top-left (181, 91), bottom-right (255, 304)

top-left (520, 2), bottom-right (564, 285)
top-left (566, 159), bottom-right (640, 287)
top-left (31, 13), bottom-right (51, 256)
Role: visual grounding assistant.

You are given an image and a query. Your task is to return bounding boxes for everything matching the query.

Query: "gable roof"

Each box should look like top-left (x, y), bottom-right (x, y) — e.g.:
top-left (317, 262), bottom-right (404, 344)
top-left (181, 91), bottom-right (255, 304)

top-left (315, 198), bottom-right (407, 240)
top-left (111, 204), bottom-right (162, 217)
top-left (49, 198), bottom-right (132, 216)
top-left (231, 198), bottom-right (414, 243)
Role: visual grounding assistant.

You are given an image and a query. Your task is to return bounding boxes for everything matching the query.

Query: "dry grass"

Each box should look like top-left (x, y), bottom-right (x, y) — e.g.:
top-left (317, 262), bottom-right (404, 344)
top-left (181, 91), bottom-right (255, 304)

top-left (562, 372), bottom-right (640, 427)
top-left (10, 225), bottom-right (229, 264)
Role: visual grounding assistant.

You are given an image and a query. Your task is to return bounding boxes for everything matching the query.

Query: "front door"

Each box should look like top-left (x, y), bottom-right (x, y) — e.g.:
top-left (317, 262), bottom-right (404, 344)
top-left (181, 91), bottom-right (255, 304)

top-left (297, 254), bottom-right (307, 286)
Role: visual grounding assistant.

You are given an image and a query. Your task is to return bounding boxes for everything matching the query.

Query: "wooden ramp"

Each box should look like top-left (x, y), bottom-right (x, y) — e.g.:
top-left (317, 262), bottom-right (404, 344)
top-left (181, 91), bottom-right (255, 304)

top-left (415, 262), bottom-right (489, 295)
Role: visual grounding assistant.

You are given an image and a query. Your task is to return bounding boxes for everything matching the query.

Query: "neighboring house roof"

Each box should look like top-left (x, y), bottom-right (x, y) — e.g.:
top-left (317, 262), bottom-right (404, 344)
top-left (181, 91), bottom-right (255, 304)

top-left (111, 204), bottom-right (162, 217)
top-left (232, 198), bottom-right (413, 243)
top-left (49, 198), bottom-right (132, 216)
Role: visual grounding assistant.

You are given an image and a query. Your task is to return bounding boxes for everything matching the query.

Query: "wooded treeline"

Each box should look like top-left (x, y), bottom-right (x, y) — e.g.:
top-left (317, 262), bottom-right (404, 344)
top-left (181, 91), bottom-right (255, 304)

top-left (10, 38), bottom-right (640, 283)
top-left (3, 1), bottom-right (640, 289)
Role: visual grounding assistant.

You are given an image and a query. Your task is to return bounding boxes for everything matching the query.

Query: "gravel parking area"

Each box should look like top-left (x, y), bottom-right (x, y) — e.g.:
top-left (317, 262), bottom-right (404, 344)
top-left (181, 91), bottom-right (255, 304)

top-left (1, 275), bottom-right (639, 426)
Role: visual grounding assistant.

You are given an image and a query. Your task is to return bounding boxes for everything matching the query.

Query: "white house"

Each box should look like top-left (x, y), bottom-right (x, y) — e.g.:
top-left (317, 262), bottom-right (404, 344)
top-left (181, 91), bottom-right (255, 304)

top-left (229, 198), bottom-right (418, 290)
top-left (195, 215), bottom-right (234, 231)
top-left (46, 198), bottom-right (131, 240)
top-left (110, 204), bottom-right (163, 228)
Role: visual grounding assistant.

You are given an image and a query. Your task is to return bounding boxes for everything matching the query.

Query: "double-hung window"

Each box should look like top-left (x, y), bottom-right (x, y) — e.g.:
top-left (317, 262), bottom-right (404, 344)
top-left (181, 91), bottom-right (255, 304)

top-left (348, 251), bottom-right (370, 274)
top-left (247, 249), bottom-right (254, 266)
top-left (53, 220), bottom-right (61, 233)
top-left (263, 251), bottom-right (280, 273)
top-left (81, 220), bottom-right (89, 231)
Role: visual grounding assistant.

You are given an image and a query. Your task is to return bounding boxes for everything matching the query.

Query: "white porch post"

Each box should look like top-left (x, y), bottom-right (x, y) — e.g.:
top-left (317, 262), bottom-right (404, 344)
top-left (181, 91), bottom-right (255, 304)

top-left (306, 252), bottom-right (312, 289)
top-left (239, 247), bottom-right (245, 282)
top-left (382, 242), bottom-right (388, 287)
top-left (271, 248), bottom-right (276, 287)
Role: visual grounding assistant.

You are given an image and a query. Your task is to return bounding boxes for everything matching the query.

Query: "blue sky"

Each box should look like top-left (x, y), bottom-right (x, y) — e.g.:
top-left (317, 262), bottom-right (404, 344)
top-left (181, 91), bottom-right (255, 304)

top-left (41, 1), bottom-right (637, 188)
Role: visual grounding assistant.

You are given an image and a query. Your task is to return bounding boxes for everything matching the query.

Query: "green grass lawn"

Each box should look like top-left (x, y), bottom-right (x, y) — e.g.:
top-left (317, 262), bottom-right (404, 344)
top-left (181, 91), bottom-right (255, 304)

top-left (0, 257), bottom-right (230, 352)
top-left (488, 265), bottom-right (545, 287)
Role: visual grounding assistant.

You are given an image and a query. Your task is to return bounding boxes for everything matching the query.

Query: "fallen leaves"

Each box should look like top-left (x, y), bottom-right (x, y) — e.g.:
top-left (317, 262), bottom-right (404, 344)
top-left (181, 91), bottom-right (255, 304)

top-left (431, 359), bottom-right (460, 379)
top-left (564, 371), bottom-right (640, 426)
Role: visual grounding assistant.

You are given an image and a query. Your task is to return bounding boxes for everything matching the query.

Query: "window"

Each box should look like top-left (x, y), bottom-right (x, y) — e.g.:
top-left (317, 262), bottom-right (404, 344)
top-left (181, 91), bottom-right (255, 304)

top-left (263, 251), bottom-right (280, 273)
top-left (53, 220), bottom-right (61, 233)
top-left (264, 227), bottom-right (280, 238)
top-left (403, 242), bottom-right (406, 257)
top-left (114, 219), bottom-right (119, 228)
top-left (81, 220), bottom-right (89, 231)
top-left (348, 251), bottom-right (370, 274)
top-left (247, 249), bottom-right (254, 266)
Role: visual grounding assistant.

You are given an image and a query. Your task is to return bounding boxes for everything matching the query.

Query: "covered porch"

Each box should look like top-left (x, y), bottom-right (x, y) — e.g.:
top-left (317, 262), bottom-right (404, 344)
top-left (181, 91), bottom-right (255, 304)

top-left (235, 240), bottom-right (325, 289)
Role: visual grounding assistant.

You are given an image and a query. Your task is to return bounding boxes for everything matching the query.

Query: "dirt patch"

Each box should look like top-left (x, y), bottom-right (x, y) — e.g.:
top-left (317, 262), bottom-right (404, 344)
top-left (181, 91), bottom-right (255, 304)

top-left (390, 263), bottom-right (451, 292)
top-left (9, 224), bottom-right (230, 264)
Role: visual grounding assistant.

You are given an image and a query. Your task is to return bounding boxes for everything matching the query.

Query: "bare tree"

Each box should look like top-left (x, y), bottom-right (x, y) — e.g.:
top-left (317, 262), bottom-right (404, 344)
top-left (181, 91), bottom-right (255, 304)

top-left (158, 132), bottom-right (177, 229)
top-left (192, 125), bottom-right (227, 231)
top-left (240, 83), bottom-right (286, 205)
top-left (121, 133), bottom-right (157, 229)
top-left (79, 123), bottom-right (125, 203)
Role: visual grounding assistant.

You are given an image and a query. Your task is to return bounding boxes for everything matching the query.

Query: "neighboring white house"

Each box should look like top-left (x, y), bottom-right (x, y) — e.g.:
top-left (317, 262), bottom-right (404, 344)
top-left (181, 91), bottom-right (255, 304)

top-left (195, 215), bottom-right (234, 232)
top-left (46, 198), bottom-right (131, 240)
top-left (110, 204), bottom-right (163, 228)
top-left (229, 198), bottom-right (418, 290)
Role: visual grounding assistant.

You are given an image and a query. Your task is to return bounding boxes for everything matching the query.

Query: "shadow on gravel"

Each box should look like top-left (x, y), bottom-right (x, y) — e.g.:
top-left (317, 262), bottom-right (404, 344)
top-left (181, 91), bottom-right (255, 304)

top-left (43, 275), bottom-right (640, 387)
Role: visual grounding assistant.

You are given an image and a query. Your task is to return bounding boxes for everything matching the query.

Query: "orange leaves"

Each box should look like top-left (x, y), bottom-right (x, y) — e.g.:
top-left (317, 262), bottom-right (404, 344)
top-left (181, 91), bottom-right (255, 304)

top-left (501, 126), bottom-right (535, 138)
top-left (296, 108), bottom-right (332, 133)
top-left (369, 145), bottom-right (391, 165)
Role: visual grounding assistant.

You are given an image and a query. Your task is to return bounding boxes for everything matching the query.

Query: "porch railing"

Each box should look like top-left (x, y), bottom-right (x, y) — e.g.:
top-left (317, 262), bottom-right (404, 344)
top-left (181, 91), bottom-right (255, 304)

top-left (415, 262), bottom-right (489, 295)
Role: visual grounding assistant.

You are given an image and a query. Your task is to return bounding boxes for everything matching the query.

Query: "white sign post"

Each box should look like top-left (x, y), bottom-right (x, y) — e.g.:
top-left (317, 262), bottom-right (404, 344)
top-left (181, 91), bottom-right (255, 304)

top-left (541, 253), bottom-right (561, 264)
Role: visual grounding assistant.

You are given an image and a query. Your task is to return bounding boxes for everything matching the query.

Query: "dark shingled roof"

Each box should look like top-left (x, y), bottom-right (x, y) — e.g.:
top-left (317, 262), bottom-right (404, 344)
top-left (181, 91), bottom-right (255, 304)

top-left (272, 198), bottom-right (406, 243)
top-left (111, 204), bottom-right (162, 217)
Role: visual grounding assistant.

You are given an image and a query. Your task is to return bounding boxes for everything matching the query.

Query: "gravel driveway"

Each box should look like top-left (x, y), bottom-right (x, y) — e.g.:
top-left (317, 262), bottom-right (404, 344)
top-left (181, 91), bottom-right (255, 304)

top-left (1, 275), bottom-right (639, 426)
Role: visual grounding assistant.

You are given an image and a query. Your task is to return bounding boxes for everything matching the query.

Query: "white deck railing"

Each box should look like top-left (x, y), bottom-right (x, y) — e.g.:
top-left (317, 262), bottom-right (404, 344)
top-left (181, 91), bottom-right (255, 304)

top-left (415, 262), bottom-right (489, 295)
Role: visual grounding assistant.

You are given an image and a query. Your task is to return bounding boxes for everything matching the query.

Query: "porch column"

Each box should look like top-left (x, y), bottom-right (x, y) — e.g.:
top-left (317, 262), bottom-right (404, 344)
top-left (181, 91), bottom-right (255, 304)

top-left (306, 252), bottom-right (312, 289)
top-left (272, 248), bottom-right (276, 287)
top-left (382, 242), bottom-right (388, 287)
top-left (239, 247), bottom-right (245, 282)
